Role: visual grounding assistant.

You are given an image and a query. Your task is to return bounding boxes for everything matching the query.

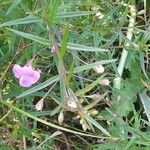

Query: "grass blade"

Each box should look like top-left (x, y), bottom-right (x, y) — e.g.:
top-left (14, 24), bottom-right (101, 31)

top-left (6, 0), bottom-right (22, 15)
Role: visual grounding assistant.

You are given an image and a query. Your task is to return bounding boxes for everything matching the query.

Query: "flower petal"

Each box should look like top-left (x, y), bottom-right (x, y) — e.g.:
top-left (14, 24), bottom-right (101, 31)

top-left (22, 66), bottom-right (40, 84)
top-left (13, 63), bottom-right (40, 87)
top-left (22, 65), bottom-right (34, 76)
top-left (12, 64), bottom-right (23, 78)
top-left (31, 70), bottom-right (40, 84)
top-left (19, 76), bottom-right (33, 87)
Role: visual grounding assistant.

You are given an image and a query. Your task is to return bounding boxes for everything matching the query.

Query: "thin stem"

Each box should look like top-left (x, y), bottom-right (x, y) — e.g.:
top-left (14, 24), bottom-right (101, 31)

top-left (0, 99), bottom-right (115, 139)
top-left (114, 0), bottom-right (136, 89)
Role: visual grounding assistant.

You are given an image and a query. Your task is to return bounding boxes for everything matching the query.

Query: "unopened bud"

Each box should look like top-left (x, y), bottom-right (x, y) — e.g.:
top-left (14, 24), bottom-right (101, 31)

top-left (82, 123), bottom-right (87, 131)
top-left (58, 111), bottom-right (64, 125)
top-left (100, 79), bottom-right (110, 85)
top-left (93, 65), bottom-right (104, 73)
top-left (35, 99), bottom-right (44, 111)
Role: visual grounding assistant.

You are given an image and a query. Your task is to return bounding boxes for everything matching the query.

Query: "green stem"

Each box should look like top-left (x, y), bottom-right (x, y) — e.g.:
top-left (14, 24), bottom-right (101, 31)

top-left (114, 0), bottom-right (136, 89)
top-left (0, 99), bottom-right (114, 139)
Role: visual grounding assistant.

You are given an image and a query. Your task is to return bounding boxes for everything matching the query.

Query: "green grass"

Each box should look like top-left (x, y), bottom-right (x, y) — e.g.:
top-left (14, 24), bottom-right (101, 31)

top-left (0, 0), bottom-right (150, 149)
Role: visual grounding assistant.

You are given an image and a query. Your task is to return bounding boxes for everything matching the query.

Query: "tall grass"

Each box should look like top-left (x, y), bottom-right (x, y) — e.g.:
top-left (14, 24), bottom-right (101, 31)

top-left (0, 0), bottom-right (150, 149)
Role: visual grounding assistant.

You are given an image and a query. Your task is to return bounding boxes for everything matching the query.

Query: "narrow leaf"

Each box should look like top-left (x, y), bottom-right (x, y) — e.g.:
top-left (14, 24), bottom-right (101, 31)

top-left (7, 28), bottom-right (50, 45)
top-left (0, 15), bottom-right (41, 28)
top-left (48, 0), bottom-right (59, 24)
top-left (16, 75), bottom-right (60, 99)
top-left (98, 6), bottom-right (119, 24)
top-left (67, 60), bottom-right (75, 83)
top-left (140, 52), bottom-right (149, 79)
top-left (6, 0), bottom-right (22, 15)
top-left (67, 43), bottom-right (108, 52)
top-left (57, 11), bottom-right (96, 18)
top-left (85, 115), bottom-right (110, 136)
top-left (60, 26), bottom-right (69, 58)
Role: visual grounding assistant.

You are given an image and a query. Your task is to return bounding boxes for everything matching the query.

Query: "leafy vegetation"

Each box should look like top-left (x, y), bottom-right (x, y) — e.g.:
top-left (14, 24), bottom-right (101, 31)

top-left (0, 0), bottom-right (150, 149)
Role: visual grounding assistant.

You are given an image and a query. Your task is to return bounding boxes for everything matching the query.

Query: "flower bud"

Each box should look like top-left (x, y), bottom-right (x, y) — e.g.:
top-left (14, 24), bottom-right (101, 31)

top-left (93, 65), bottom-right (104, 74)
top-left (35, 99), bottom-right (44, 111)
top-left (100, 79), bottom-right (110, 85)
top-left (58, 111), bottom-right (64, 125)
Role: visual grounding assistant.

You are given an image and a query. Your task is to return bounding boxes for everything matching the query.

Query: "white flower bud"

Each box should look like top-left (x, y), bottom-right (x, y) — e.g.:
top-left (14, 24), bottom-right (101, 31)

top-left (58, 111), bottom-right (64, 125)
top-left (93, 65), bottom-right (104, 74)
top-left (35, 99), bottom-right (44, 111)
top-left (100, 79), bottom-right (110, 85)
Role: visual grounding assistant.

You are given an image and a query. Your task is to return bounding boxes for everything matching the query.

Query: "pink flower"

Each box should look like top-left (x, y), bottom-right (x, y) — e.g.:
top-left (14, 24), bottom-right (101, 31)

top-left (12, 62), bottom-right (40, 87)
